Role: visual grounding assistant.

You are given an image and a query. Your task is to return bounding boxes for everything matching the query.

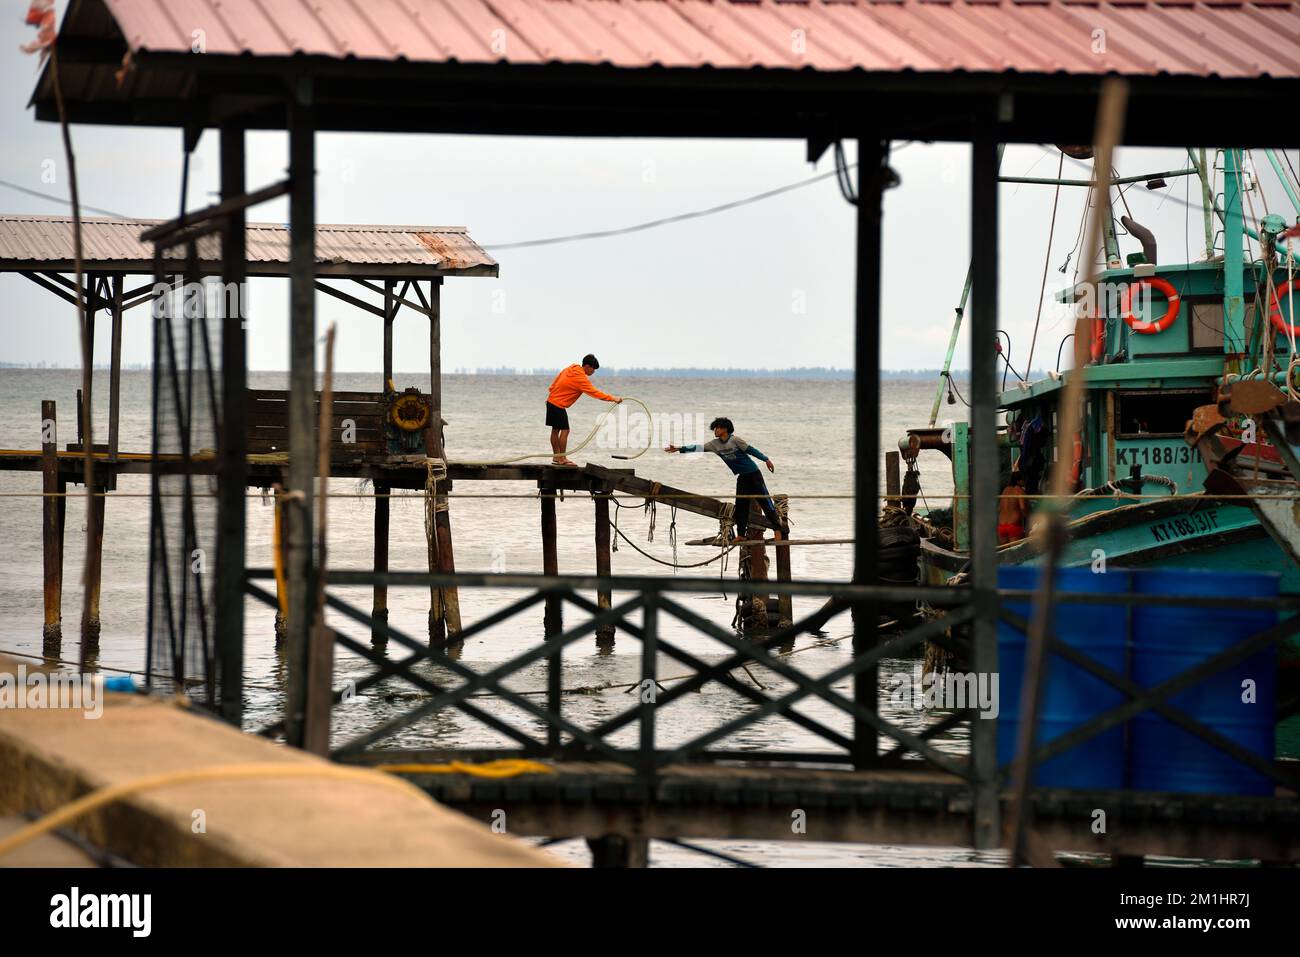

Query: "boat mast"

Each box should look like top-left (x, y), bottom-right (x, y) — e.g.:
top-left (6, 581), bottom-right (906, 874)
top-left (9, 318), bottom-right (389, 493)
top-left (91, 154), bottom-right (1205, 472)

top-left (929, 144), bottom-right (1005, 426)
top-left (1223, 148), bottom-right (1247, 368)
top-left (1193, 147), bottom-right (1216, 261)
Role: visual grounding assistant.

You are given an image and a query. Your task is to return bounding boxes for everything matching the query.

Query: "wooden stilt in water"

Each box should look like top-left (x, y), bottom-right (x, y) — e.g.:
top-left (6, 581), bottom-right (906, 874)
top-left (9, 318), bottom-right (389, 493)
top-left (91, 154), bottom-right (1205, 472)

top-left (82, 483), bottom-right (104, 655)
top-left (541, 488), bottom-right (562, 749)
top-left (424, 277), bottom-right (461, 642)
top-left (594, 492), bottom-right (614, 647)
top-left (586, 834), bottom-right (648, 868)
top-left (541, 490), bottom-right (562, 636)
top-left (774, 494), bottom-right (792, 629)
top-left (41, 400), bottom-right (64, 656)
top-left (372, 484), bottom-right (390, 647)
top-left (748, 540), bottom-right (770, 634)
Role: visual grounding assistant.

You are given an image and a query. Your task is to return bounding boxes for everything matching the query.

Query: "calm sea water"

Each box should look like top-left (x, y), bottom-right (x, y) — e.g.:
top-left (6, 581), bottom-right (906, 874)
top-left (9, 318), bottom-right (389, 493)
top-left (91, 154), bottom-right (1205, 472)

top-left (0, 368), bottom-right (1001, 867)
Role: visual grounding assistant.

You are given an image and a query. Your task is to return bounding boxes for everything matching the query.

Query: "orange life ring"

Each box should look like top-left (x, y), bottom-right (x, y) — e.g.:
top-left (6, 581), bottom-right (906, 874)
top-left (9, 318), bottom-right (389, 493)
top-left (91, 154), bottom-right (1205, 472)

top-left (1120, 276), bottom-right (1181, 335)
top-left (1269, 278), bottom-right (1300, 337)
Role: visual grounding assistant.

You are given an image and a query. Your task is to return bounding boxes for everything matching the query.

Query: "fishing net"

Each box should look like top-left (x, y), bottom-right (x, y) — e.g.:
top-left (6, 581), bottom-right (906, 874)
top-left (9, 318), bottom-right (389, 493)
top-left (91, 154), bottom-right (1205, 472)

top-left (146, 242), bottom-right (222, 705)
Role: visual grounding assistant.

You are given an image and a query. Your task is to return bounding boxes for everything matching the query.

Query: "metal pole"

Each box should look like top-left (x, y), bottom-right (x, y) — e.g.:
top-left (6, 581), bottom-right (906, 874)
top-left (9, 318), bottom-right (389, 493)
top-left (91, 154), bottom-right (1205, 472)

top-left (969, 131), bottom-right (1002, 851)
top-left (108, 275), bottom-right (123, 462)
top-left (930, 145), bottom-right (1006, 427)
top-left (284, 80), bottom-right (317, 749)
top-left (216, 123), bottom-right (248, 726)
top-left (852, 136), bottom-right (885, 770)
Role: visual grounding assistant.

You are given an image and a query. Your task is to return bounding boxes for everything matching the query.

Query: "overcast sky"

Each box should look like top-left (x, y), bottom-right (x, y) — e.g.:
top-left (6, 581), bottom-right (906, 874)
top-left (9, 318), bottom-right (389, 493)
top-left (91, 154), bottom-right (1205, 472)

top-left (1, 13), bottom-right (1293, 375)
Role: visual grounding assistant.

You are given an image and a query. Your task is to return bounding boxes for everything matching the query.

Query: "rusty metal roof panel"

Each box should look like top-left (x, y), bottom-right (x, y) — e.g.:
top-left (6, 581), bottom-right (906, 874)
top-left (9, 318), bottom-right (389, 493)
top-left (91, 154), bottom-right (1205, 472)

top-left (0, 215), bottom-right (497, 277)
top-left (92, 0), bottom-right (1300, 79)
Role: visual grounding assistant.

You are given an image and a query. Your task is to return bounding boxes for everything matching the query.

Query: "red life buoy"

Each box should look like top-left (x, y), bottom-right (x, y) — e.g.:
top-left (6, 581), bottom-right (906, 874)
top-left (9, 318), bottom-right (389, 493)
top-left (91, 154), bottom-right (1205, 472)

top-left (1120, 276), bottom-right (1181, 335)
top-left (1269, 278), bottom-right (1300, 337)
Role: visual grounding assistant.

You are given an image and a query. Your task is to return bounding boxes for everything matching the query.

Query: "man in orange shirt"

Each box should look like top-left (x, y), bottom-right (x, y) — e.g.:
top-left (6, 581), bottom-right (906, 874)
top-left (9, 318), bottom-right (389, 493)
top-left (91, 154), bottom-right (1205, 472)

top-left (546, 353), bottom-right (622, 465)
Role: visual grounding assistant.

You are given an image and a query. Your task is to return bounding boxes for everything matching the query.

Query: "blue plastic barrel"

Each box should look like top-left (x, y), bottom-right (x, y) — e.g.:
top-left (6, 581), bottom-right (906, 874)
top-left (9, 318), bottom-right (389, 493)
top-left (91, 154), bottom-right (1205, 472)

top-left (1129, 568), bottom-right (1278, 796)
top-left (997, 565), bottom-right (1130, 789)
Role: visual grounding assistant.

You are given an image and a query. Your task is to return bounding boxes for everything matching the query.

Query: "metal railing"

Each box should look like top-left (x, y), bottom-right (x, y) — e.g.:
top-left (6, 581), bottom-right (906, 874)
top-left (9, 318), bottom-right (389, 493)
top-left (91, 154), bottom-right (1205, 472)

top-left (242, 569), bottom-right (1300, 797)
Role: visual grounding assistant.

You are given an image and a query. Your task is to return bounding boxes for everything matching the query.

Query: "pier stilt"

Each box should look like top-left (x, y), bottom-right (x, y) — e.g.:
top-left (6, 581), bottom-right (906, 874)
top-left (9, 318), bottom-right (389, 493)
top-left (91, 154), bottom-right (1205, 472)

top-left (594, 492), bottom-right (614, 647)
top-left (82, 484), bottom-right (104, 655)
top-left (541, 491), bottom-right (562, 637)
top-left (373, 484), bottom-right (390, 647)
top-left (586, 834), bottom-right (648, 869)
top-left (747, 542), bottom-right (770, 634)
top-left (774, 494), bottom-right (793, 629)
top-left (41, 401), bottom-right (64, 656)
top-left (424, 277), bottom-right (461, 644)
top-left (541, 489), bottom-right (562, 749)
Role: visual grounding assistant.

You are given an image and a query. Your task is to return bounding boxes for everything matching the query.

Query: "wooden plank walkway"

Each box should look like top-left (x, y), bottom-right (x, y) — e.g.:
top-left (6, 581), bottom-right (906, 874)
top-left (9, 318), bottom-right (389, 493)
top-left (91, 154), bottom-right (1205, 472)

top-left (348, 749), bottom-right (1300, 860)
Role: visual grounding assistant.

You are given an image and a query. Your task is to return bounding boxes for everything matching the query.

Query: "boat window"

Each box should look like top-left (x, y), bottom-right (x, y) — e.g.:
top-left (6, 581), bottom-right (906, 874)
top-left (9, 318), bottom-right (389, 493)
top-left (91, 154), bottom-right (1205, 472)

top-left (1114, 389), bottom-right (1211, 438)
top-left (1189, 298), bottom-right (1257, 351)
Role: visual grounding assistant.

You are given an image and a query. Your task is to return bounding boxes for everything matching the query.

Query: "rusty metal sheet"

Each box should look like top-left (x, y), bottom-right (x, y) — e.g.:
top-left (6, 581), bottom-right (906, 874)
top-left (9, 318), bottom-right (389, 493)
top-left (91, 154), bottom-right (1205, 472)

top-left (0, 215), bottom-right (496, 276)
top-left (92, 0), bottom-right (1300, 80)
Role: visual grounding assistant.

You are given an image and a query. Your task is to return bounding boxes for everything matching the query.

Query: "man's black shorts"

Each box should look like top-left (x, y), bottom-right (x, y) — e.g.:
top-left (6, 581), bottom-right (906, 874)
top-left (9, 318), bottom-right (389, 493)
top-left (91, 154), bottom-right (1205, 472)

top-left (545, 402), bottom-right (570, 430)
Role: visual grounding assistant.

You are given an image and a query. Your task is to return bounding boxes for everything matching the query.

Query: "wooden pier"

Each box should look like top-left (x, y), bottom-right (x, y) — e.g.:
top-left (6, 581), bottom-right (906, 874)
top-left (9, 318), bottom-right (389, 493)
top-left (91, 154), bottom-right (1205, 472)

top-left (7, 0), bottom-right (1300, 871)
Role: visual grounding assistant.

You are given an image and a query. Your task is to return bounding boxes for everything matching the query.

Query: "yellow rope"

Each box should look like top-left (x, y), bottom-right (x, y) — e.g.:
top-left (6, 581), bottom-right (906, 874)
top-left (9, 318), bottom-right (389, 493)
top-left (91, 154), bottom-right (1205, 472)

top-left (454, 396), bottom-right (655, 466)
top-left (0, 762), bottom-right (429, 861)
top-left (374, 760), bottom-right (554, 778)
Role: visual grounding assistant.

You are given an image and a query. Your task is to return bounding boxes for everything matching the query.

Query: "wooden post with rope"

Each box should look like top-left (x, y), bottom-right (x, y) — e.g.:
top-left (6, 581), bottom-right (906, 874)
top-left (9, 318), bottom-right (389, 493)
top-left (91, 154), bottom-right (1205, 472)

top-left (41, 400), bottom-right (64, 656)
top-left (303, 324), bottom-right (338, 756)
top-left (424, 277), bottom-right (461, 644)
top-left (774, 494), bottom-right (793, 629)
top-left (594, 490), bottom-right (615, 646)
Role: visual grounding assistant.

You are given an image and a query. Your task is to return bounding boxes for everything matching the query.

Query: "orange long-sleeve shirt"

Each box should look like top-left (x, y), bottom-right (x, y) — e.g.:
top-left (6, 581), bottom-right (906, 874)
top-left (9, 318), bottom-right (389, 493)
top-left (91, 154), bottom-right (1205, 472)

top-left (546, 363), bottom-right (615, 408)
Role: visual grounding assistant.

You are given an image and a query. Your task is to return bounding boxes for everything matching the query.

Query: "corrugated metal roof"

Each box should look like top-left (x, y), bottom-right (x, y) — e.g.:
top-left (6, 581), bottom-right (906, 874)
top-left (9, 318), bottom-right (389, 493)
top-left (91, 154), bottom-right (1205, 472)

top-left (0, 215), bottom-right (498, 278)
top-left (97, 0), bottom-right (1300, 80)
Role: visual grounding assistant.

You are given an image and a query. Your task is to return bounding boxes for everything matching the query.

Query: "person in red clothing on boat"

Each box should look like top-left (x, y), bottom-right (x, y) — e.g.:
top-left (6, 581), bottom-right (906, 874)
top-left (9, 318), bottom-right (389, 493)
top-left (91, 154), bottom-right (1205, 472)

top-left (545, 353), bottom-right (622, 465)
top-left (998, 470), bottom-right (1029, 545)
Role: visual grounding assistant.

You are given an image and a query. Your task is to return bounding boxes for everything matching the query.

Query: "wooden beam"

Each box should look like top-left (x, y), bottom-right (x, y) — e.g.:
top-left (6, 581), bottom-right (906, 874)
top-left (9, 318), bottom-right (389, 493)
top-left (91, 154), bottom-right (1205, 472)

top-left (216, 123), bottom-right (249, 727)
top-left (313, 279), bottom-right (386, 318)
top-left (350, 276), bottom-right (433, 317)
top-left (853, 136), bottom-right (885, 771)
top-left (582, 465), bottom-right (777, 531)
top-left (284, 80), bottom-right (317, 750)
top-left (108, 276), bottom-right (123, 462)
top-left (426, 278), bottom-right (460, 637)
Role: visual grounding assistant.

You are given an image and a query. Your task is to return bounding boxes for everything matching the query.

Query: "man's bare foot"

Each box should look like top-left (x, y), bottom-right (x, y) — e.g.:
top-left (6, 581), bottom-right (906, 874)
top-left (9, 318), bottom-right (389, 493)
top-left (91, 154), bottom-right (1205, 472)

top-left (552, 457), bottom-right (579, 467)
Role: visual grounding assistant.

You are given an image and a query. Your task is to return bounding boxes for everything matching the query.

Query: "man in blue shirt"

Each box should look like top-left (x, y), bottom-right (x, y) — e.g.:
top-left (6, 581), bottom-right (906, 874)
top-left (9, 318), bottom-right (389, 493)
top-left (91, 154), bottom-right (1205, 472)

top-left (665, 417), bottom-right (787, 542)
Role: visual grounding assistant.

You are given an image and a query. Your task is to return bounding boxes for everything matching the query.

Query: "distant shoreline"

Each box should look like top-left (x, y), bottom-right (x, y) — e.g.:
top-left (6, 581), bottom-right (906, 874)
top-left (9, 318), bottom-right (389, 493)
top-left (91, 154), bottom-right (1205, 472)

top-left (0, 365), bottom-right (1053, 381)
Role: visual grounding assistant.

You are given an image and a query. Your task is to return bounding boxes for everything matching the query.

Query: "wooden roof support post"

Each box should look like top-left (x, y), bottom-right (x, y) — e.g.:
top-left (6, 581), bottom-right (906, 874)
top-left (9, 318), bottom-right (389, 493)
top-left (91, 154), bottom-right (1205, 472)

top-left (80, 284), bottom-right (102, 660)
top-left (284, 80), bottom-right (318, 750)
top-left (426, 277), bottom-right (461, 640)
top-left (216, 123), bottom-right (248, 727)
top-left (374, 281), bottom-right (393, 648)
top-left (852, 136), bottom-right (886, 771)
top-left (969, 129), bottom-right (1003, 852)
top-left (108, 275), bottom-right (123, 462)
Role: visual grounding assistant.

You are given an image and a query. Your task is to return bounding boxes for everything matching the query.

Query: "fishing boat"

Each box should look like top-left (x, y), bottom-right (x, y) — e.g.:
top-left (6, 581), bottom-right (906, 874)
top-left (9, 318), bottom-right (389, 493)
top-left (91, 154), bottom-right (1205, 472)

top-left (896, 147), bottom-right (1300, 700)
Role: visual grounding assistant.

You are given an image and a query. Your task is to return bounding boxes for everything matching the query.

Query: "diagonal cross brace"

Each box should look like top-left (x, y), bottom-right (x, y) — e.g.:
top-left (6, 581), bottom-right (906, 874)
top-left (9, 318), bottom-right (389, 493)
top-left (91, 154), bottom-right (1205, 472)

top-left (999, 607), bottom-right (1300, 792)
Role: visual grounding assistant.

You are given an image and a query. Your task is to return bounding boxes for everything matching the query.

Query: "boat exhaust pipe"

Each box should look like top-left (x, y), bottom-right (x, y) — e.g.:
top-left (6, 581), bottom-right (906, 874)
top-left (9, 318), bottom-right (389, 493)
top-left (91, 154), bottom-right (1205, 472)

top-left (1120, 214), bottom-right (1157, 265)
